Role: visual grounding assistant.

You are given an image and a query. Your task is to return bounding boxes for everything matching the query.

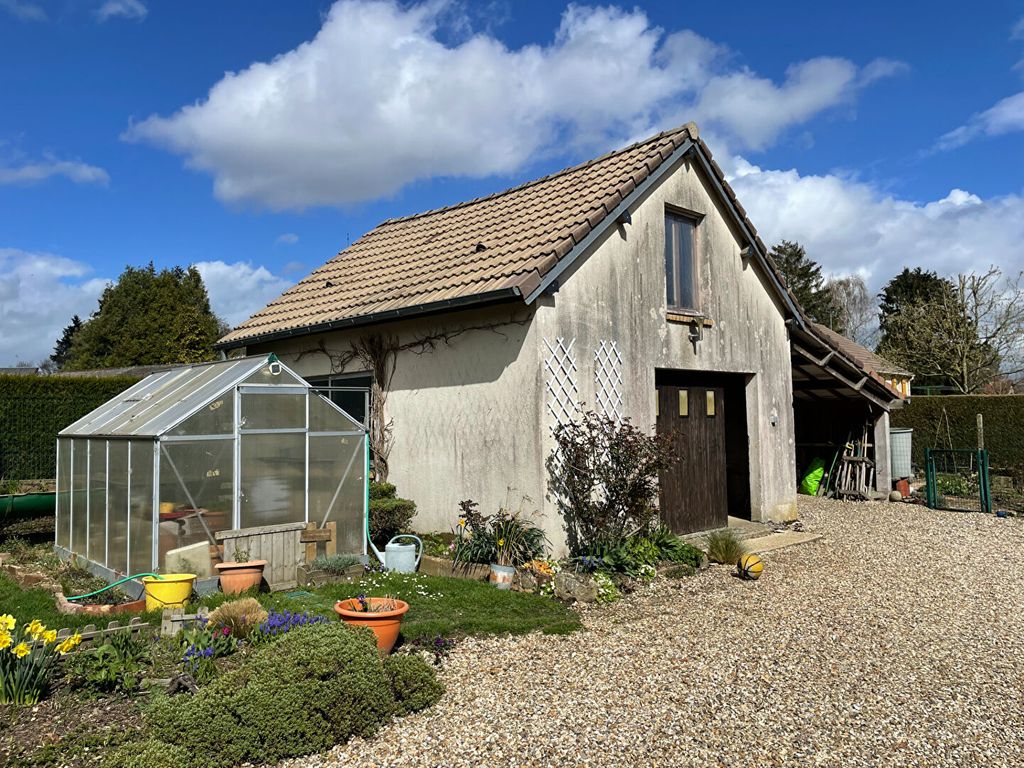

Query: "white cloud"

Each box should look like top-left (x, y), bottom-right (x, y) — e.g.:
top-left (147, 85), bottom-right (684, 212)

top-left (1012, 17), bottom-right (1024, 40)
top-left (275, 232), bottom-right (299, 245)
top-left (0, 157), bottom-right (110, 186)
top-left (97, 0), bottom-right (147, 21)
top-left (0, 0), bottom-right (46, 21)
top-left (0, 252), bottom-right (291, 364)
top-left (730, 158), bottom-right (1024, 288)
top-left (936, 91), bottom-right (1024, 150)
top-left (193, 260), bottom-right (293, 326)
top-left (124, 0), bottom-right (899, 210)
top-left (0, 249), bottom-right (109, 366)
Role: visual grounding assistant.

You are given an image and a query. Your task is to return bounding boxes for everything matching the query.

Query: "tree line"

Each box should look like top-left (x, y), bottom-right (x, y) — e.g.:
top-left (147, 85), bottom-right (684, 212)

top-left (770, 241), bottom-right (1024, 395)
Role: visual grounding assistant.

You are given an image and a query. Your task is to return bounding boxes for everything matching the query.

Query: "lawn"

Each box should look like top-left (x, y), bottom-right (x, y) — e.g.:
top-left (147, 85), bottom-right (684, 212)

top-left (196, 571), bottom-right (581, 642)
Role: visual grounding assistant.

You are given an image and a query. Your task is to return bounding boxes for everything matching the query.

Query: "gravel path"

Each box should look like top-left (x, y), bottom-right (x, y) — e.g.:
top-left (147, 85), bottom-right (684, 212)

top-left (285, 498), bottom-right (1024, 768)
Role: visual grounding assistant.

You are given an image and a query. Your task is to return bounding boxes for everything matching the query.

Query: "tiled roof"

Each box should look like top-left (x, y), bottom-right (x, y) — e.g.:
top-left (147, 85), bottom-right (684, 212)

top-left (219, 123), bottom-right (699, 346)
top-left (811, 322), bottom-right (913, 378)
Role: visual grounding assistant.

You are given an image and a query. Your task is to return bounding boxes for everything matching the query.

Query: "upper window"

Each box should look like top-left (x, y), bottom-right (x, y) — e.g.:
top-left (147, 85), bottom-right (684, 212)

top-left (665, 211), bottom-right (697, 311)
top-left (306, 373), bottom-right (372, 428)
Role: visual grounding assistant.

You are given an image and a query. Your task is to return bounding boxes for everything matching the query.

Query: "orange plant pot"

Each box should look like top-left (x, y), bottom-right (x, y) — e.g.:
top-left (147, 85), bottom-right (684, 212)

top-left (333, 598), bottom-right (409, 655)
top-left (214, 560), bottom-right (267, 595)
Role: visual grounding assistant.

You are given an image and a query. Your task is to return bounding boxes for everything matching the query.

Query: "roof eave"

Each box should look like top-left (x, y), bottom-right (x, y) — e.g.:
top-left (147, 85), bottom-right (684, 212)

top-left (216, 287), bottom-right (524, 351)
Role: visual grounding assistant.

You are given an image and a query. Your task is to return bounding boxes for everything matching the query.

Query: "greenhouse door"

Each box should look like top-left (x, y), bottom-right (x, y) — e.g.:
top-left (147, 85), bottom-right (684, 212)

top-left (237, 385), bottom-right (307, 529)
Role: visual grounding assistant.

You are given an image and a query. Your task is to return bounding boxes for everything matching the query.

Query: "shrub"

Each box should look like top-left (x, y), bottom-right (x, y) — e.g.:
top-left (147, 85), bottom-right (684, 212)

top-left (65, 631), bottom-right (150, 696)
top-left (384, 654), bottom-right (445, 716)
top-left (547, 411), bottom-right (676, 555)
top-left (369, 481), bottom-right (417, 546)
top-left (705, 529), bottom-right (744, 565)
top-left (648, 525), bottom-right (705, 568)
top-left (101, 738), bottom-right (190, 768)
top-left (146, 623), bottom-right (402, 768)
top-left (206, 598), bottom-right (268, 638)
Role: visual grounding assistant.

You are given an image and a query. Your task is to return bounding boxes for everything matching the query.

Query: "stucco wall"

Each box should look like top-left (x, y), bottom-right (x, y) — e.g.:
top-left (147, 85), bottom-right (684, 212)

top-left (533, 154), bottom-right (797, 527)
top-left (252, 153), bottom-right (798, 552)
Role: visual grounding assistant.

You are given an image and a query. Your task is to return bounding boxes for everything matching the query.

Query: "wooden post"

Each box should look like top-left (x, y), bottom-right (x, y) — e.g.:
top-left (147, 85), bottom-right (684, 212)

top-left (977, 413), bottom-right (985, 450)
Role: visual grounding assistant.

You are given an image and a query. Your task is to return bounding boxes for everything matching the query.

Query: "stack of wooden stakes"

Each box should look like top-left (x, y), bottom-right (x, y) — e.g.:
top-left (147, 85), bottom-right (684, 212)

top-left (834, 425), bottom-right (875, 500)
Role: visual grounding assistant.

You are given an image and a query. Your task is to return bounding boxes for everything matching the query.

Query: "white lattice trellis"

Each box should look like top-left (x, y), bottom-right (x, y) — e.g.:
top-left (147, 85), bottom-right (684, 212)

top-left (594, 340), bottom-right (624, 419)
top-left (543, 337), bottom-right (578, 434)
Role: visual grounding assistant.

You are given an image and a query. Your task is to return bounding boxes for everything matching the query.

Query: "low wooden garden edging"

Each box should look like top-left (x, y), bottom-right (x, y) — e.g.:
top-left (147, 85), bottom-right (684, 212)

top-left (29, 617), bottom-right (150, 649)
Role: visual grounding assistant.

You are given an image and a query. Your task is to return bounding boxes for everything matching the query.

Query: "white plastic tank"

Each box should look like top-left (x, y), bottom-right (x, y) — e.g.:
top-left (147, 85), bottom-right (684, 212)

top-left (890, 428), bottom-right (913, 479)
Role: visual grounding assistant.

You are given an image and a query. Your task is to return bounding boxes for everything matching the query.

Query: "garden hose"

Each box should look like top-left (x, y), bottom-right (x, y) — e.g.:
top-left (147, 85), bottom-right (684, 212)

top-left (65, 573), bottom-right (163, 601)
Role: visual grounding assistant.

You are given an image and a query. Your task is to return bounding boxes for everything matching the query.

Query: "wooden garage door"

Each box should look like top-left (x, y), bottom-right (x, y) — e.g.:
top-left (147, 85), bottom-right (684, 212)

top-left (656, 383), bottom-right (729, 534)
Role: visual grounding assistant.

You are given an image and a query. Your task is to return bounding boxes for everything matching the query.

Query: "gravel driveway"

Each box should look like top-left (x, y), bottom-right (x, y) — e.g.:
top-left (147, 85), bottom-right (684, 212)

top-left (286, 498), bottom-right (1024, 767)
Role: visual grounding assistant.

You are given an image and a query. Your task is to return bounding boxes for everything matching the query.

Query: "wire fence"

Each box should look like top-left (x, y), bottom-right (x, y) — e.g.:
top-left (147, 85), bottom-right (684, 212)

top-left (924, 448), bottom-right (991, 514)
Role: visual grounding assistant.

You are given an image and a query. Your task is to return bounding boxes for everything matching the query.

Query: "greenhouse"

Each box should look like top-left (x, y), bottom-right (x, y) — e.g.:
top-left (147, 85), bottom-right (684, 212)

top-left (55, 355), bottom-right (368, 582)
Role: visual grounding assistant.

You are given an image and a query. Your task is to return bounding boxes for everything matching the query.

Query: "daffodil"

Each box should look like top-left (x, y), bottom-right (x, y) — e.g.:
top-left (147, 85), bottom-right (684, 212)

top-left (457, 518), bottom-right (466, 528)
top-left (0, 631), bottom-right (11, 650)
top-left (25, 619), bottom-right (44, 639)
top-left (56, 633), bottom-right (82, 655)
top-left (12, 642), bottom-right (30, 659)
top-left (497, 538), bottom-right (505, 547)
top-left (42, 629), bottom-right (57, 644)
top-left (0, 614), bottom-right (14, 631)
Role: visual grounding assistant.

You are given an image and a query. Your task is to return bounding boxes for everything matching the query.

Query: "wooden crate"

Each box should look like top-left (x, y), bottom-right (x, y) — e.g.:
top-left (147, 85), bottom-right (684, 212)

top-left (215, 522), bottom-right (307, 590)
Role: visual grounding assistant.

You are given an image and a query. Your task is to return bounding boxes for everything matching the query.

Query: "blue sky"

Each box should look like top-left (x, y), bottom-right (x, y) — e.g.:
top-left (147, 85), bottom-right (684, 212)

top-left (1, 0), bottom-right (1023, 365)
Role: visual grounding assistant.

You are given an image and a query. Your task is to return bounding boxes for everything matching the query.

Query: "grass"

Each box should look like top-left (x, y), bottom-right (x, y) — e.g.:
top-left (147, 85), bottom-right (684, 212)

top-left (195, 571), bottom-right (581, 641)
top-left (704, 528), bottom-right (745, 565)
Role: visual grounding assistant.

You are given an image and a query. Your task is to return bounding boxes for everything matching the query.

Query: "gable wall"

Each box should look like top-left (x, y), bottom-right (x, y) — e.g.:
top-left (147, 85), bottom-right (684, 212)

top-left (534, 154), bottom-right (797, 524)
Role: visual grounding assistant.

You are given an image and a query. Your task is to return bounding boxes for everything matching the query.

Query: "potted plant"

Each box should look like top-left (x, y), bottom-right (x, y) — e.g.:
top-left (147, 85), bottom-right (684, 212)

top-left (333, 594), bottom-right (409, 655)
top-left (214, 547), bottom-right (267, 595)
top-left (452, 499), bottom-right (547, 589)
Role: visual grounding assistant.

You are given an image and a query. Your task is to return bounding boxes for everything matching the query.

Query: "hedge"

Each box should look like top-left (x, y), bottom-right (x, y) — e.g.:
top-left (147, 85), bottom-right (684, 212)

top-left (0, 374), bottom-right (139, 481)
top-left (891, 395), bottom-right (1024, 469)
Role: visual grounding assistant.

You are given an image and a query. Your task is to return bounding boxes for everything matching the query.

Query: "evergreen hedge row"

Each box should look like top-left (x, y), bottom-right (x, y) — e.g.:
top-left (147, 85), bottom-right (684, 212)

top-left (0, 374), bottom-right (139, 481)
top-left (890, 394), bottom-right (1024, 469)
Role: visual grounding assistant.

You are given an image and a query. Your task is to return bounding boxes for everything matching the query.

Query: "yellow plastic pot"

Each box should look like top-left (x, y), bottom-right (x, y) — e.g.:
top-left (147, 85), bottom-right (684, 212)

top-left (142, 573), bottom-right (196, 611)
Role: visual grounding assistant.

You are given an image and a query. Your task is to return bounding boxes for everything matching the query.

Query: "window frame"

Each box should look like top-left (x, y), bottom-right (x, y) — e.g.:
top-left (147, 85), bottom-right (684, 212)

top-left (306, 371), bottom-right (373, 429)
top-left (664, 206), bottom-right (703, 314)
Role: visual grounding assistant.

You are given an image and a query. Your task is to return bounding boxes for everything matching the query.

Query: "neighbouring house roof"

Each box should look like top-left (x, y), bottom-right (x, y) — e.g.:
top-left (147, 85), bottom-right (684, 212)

top-left (811, 323), bottom-right (913, 378)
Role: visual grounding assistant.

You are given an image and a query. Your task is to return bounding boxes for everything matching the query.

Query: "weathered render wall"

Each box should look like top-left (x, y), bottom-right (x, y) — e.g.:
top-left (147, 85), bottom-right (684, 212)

top-left (534, 154), bottom-right (797, 526)
top-left (250, 304), bottom-right (555, 543)
top-left (253, 153), bottom-right (798, 552)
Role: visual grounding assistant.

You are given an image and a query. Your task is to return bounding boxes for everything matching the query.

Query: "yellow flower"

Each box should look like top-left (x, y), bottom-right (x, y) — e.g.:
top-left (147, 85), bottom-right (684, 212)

top-left (12, 642), bottom-right (30, 658)
top-left (25, 619), bottom-right (44, 639)
top-left (0, 632), bottom-right (11, 650)
top-left (457, 518), bottom-right (466, 528)
top-left (56, 634), bottom-right (82, 655)
top-left (497, 538), bottom-right (505, 548)
top-left (0, 614), bottom-right (15, 631)
top-left (42, 629), bottom-right (57, 644)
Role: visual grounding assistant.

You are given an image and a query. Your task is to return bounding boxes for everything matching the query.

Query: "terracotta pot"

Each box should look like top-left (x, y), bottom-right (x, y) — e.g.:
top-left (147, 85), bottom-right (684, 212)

top-left (333, 598), bottom-right (409, 655)
top-left (214, 560), bottom-right (267, 595)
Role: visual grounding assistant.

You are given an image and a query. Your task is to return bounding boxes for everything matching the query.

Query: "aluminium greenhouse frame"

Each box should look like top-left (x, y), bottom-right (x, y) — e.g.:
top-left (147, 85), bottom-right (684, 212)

top-left (55, 355), bottom-right (369, 583)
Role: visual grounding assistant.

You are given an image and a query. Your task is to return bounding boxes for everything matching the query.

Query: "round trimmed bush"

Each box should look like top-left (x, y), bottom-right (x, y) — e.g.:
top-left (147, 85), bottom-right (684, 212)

top-left (145, 623), bottom-right (395, 768)
top-left (384, 654), bottom-right (445, 716)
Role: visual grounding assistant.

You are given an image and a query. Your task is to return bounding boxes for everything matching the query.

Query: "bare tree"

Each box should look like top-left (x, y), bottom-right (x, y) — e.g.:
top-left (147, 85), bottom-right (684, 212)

top-left (878, 266), bottom-right (1024, 393)
top-left (824, 275), bottom-right (877, 347)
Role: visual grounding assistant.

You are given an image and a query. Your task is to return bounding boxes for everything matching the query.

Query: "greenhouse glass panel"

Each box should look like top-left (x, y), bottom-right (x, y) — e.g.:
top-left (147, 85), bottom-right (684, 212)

top-left (309, 434), bottom-right (366, 553)
top-left (129, 441), bottom-right (154, 574)
top-left (71, 439), bottom-right (88, 555)
top-left (242, 365), bottom-right (305, 387)
top-left (158, 439), bottom-right (234, 572)
top-left (171, 389), bottom-right (234, 436)
top-left (88, 440), bottom-right (107, 566)
top-left (240, 391), bottom-right (305, 430)
top-left (56, 439), bottom-right (71, 549)
top-left (107, 441), bottom-right (129, 574)
top-left (239, 432), bottom-right (305, 528)
top-left (309, 391), bottom-right (364, 433)
top-left (56, 355), bottom-right (368, 587)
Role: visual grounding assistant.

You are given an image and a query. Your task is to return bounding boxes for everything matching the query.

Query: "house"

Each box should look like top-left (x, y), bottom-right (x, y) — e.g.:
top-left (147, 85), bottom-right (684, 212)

top-left (218, 123), bottom-right (905, 551)
top-left (810, 323), bottom-right (913, 399)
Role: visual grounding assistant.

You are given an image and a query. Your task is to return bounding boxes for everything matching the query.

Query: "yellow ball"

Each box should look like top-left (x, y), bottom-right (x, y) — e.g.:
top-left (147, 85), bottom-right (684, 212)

top-left (737, 553), bottom-right (764, 580)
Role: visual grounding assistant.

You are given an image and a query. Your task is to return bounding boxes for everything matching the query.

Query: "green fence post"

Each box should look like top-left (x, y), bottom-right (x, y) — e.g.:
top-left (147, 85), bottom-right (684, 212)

top-left (924, 448), bottom-right (935, 509)
top-left (979, 449), bottom-right (992, 514)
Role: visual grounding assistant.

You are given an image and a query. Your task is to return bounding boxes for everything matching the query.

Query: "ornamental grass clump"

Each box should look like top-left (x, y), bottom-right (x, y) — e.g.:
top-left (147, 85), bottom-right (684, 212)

top-left (0, 614), bottom-right (82, 705)
top-left (705, 528), bottom-right (745, 565)
top-left (145, 622), bottom-right (440, 768)
top-left (206, 597), bottom-right (268, 639)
